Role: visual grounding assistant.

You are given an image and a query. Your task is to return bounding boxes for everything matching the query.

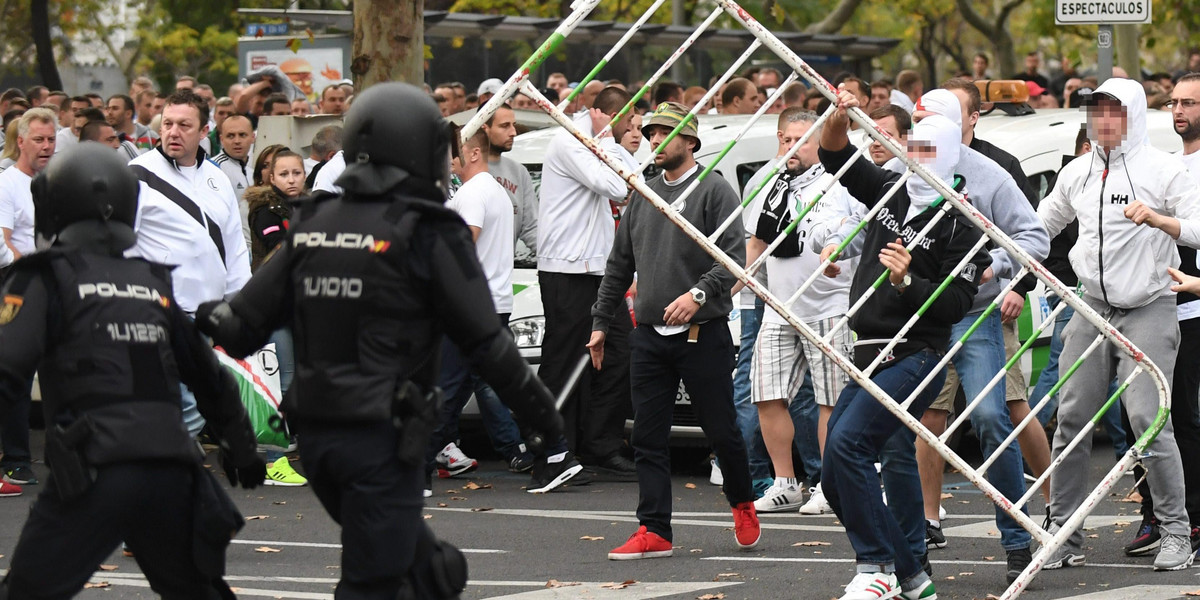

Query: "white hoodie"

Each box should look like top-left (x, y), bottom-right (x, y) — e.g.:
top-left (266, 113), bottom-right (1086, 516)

top-left (537, 112), bottom-right (635, 274)
top-left (1039, 78), bottom-right (1200, 309)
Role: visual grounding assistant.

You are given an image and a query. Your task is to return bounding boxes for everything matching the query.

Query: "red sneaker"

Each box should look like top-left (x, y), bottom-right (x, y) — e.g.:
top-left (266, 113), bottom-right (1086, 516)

top-left (0, 480), bottom-right (22, 497)
top-left (732, 501), bottom-right (760, 549)
top-left (607, 526), bottom-right (673, 560)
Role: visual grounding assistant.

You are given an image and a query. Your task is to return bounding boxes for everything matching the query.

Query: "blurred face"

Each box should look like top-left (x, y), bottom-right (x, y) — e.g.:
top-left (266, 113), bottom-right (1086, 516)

top-left (1171, 80), bottom-right (1200, 143)
top-left (71, 114), bottom-right (90, 136)
top-left (137, 94), bottom-right (154, 123)
top-left (759, 71), bottom-right (781, 89)
top-left (621, 114), bottom-right (643, 154)
top-left (220, 117), bottom-right (254, 161)
top-left (777, 120), bottom-right (816, 173)
top-left (319, 87), bottom-right (346, 115)
top-left (196, 89), bottom-right (215, 109)
top-left (973, 55), bottom-right (988, 75)
top-left (105, 98), bottom-right (132, 128)
top-left (511, 94), bottom-right (536, 110)
top-left (151, 96), bottom-right (166, 117)
top-left (870, 116), bottom-right (902, 166)
top-left (258, 151), bottom-right (277, 184)
top-left (869, 86), bottom-right (890, 111)
top-left (214, 104), bottom-right (235, 127)
top-left (69, 99), bottom-right (90, 124)
top-left (845, 81), bottom-right (869, 108)
top-left (1088, 100), bottom-right (1128, 150)
top-left (484, 107), bottom-right (517, 154)
top-left (948, 88), bottom-right (977, 137)
top-left (291, 99), bottom-right (310, 117)
top-left (94, 124), bottom-right (120, 149)
top-left (609, 110), bottom-right (634, 143)
top-left (271, 156), bottom-right (306, 197)
top-left (547, 74), bottom-right (568, 91)
top-left (907, 139), bottom-right (937, 166)
top-left (1025, 54), bottom-right (1039, 73)
top-left (175, 79), bottom-right (195, 90)
top-left (647, 125), bottom-right (694, 172)
top-left (735, 87), bottom-right (762, 114)
top-left (160, 103), bottom-right (207, 166)
top-left (268, 101), bottom-right (290, 116)
top-left (17, 120), bottom-right (56, 173)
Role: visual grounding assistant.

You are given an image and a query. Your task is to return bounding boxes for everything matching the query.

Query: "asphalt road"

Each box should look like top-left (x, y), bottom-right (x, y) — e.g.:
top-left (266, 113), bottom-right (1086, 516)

top-left (2, 431), bottom-right (1199, 600)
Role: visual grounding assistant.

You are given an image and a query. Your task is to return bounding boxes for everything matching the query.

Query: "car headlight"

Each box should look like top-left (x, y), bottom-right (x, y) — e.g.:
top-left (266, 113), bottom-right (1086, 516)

top-left (509, 316), bottom-right (545, 348)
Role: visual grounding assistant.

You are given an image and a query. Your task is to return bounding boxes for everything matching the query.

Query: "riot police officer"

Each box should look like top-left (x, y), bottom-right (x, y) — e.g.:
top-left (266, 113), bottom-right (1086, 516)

top-left (0, 142), bottom-right (265, 599)
top-left (195, 82), bottom-right (568, 600)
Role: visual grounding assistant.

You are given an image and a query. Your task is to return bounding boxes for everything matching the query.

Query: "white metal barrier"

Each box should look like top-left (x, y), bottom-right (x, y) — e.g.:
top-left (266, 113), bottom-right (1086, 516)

top-left (460, 2), bottom-right (1174, 596)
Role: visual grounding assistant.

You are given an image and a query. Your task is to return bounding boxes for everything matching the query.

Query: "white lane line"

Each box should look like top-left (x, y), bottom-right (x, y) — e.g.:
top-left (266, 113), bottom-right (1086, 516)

top-left (701, 556), bottom-right (1164, 569)
top-left (84, 572), bottom-right (556, 587)
top-left (229, 539), bottom-right (506, 553)
top-left (943, 514), bottom-right (1134, 539)
top-left (82, 575), bottom-right (334, 599)
top-left (481, 581), bottom-right (741, 599)
top-left (1048, 585), bottom-right (1200, 599)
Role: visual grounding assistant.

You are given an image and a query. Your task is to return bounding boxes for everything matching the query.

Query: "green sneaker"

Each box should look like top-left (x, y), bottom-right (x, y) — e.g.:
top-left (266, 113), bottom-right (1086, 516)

top-left (900, 579), bottom-right (937, 600)
top-left (265, 457), bottom-right (307, 486)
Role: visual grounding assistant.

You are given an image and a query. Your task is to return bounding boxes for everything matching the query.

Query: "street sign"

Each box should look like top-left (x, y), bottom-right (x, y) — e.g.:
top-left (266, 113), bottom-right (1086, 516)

top-left (1056, 0), bottom-right (1151, 24)
top-left (246, 23), bottom-right (290, 37)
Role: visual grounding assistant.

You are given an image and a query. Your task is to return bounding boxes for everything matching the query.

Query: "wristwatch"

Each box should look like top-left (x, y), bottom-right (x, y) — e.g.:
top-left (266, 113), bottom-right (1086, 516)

top-left (689, 287), bottom-right (707, 306)
top-left (892, 273), bottom-right (912, 293)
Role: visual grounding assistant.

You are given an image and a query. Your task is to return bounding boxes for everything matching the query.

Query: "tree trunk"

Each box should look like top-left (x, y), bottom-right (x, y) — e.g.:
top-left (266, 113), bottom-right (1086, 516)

top-left (917, 19), bottom-right (938, 92)
top-left (993, 30), bottom-right (1017, 79)
top-left (956, 0), bottom-right (1025, 79)
top-left (30, 0), bottom-right (62, 90)
top-left (352, 0), bottom-right (423, 91)
top-left (1115, 24), bottom-right (1140, 78)
top-left (804, 0), bottom-right (867, 34)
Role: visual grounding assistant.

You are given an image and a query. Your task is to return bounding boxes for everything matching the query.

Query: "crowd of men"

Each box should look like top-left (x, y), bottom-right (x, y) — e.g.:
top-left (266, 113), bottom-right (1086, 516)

top-left (4, 47), bottom-right (1200, 599)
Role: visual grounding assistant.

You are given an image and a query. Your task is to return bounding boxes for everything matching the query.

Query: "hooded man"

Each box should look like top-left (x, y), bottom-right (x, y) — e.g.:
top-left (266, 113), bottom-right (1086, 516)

top-left (815, 90), bottom-right (989, 600)
top-left (1038, 77), bottom-right (1200, 572)
top-left (886, 88), bottom-right (1049, 582)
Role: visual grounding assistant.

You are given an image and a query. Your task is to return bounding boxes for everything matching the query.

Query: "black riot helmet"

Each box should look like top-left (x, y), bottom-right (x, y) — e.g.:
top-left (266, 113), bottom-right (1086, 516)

top-left (31, 142), bottom-right (139, 253)
top-left (336, 82), bottom-right (454, 201)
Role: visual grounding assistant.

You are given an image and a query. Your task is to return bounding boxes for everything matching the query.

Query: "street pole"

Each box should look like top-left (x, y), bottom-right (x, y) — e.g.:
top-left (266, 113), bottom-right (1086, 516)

top-left (1097, 24), bottom-right (1113, 84)
top-left (671, 0), bottom-right (686, 84)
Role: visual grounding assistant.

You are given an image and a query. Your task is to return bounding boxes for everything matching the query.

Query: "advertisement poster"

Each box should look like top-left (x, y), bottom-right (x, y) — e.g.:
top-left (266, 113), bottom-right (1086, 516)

top-left (242, 44), bottom-right (348, 103)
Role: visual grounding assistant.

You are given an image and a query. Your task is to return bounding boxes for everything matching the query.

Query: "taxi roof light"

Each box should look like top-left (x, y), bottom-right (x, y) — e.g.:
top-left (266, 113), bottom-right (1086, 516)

top-left (975, 80), bottom-right (1031, 105)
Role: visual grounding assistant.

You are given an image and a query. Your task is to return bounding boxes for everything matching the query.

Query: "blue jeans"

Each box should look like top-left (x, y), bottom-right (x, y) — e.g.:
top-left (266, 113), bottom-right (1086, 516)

top-left (824, 349), bottom-right (944, 581)
top-left (950, 311), bottom-right (1030, 551)
top-left (1032, 295), bottom-right (1128, 458)
top-left (880, 426), bottom-right (926, 562)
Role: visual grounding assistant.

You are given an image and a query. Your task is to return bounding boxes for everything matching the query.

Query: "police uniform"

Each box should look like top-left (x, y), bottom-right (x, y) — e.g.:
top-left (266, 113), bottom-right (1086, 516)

top-left (197, 83), bottom-right (565, 600)
top-left (0, 144), bottom-right (264, 600)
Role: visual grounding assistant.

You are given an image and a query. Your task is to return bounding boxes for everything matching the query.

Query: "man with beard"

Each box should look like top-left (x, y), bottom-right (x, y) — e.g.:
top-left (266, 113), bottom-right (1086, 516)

top-left (1118, 73), bottom-right (1200, 558)
top-left (482, 104), bottom-right (538, 258)
top-left (742, 108), bottom-right (859, 515)
top-left (588, 102), bottom-right (760, 559)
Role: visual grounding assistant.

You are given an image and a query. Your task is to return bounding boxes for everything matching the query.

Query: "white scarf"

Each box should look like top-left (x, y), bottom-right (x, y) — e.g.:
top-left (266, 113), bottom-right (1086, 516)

top-left (905, 115), bottom-right (961, 224)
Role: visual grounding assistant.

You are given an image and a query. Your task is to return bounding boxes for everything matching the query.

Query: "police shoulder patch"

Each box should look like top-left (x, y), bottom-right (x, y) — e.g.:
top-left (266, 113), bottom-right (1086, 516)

top-left (0, 294), bottom-right (23, 325)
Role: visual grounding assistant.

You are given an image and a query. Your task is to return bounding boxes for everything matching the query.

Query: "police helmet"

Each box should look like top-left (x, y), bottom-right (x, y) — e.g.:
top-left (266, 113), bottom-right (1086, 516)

top-left (340, 82), bottom-right (453, 197)
top-left (31, 142), bottom-right (139, 250)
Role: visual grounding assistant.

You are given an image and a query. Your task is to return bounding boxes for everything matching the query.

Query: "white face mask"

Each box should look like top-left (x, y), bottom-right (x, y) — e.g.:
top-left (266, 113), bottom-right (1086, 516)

top-left (904, 115), bottom-right (961, 223)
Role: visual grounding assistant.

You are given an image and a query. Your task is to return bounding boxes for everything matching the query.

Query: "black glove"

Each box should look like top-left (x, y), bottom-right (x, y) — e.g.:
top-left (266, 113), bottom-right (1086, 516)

top-left (194, 300), bottom-right (224, 338)
top-left (220, 450), bottom-right (266, 489)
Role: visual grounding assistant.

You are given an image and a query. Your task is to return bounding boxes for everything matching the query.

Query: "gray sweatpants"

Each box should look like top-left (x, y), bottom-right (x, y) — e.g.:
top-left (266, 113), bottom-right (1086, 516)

top-left (1049, 295), bottom-right (1187, 548)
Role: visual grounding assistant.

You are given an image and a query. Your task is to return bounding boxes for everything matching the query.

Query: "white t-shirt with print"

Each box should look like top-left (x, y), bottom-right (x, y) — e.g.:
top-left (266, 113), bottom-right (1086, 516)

top-left (448, 172), bottom-right (515, 313)
top-left (0, 167), bottom-right (37, 257)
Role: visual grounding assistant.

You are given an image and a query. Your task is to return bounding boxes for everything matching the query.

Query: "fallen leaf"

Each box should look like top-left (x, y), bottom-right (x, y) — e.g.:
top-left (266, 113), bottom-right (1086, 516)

top-left (1087, 534), bottom-right (1099, 538)
top-left (601, 580), bottom-right (637, 590)
top-left (470, 507), bottom-right (493, 512)
top-left (449, 496), bottom-right (468, 501)
top-left (305, 28), bottom-right (315, 43)
top-left (1113, 529), bottom-right (1124, 534)
top-left (254, 546), bottom-right (281, 553)
top-left (437, 503), bottom-right (448, 508)
top-left (272, 501), bottom-right (286, 505)
top-left (813, 550), bottom-right (822, 554)
top-left (580, 535), bottom-right (605, 541)
top-left (690, 549), bottom-right (703, 553)
top-left (545, 580), bottom-right (582, 588)
top-left (792, 541), bottom-right (831, 547)
top-left (285, 37), bottom-right (302, 53)
top-left (245, 515), bottom-right (270, 521)
top-left (983, 556), bottom-right (995, 561)
top-left (685, 483), bottom-right (697, 489)
top-left (958, 572), bottom-right (974, 576)
top-left (423, 514), bottom-right (433, 519)
top-left (944, 576), bottom-right (955, 580)
top-left (697, 594), bottom-right (726, 600)
top-left (713, 572), bottom-right (741, 580)
top-left (959, 500), bottom-right (970, 504)
top-left (465, 482), bottom-right (481, 490)
top-left (940, 493), bottom-right (953, 500)
top-left (84, 582), bottom-right (111, 588)
top-left (986, 595), bottom-right (1002, 600)
top-left (1182, 591), bottom-right (1200, 597)
top-left (98, 564), bottom-right (118, 571)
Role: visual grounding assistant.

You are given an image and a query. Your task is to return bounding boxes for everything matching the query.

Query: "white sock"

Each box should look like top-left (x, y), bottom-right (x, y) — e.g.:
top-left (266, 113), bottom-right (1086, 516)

top-left (776, 476), bottom-right (798, 488)
top-left (547, 452), bottom-right (567, 464)
top-left (927, 519), bottom-right (940, 528)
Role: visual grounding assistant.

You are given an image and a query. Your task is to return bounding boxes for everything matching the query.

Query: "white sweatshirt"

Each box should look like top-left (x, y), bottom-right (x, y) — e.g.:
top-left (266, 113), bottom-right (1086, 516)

top-left (1039, 78), bottom-right (1200, 309)
top-left (536, 112), bottom-right (634, 275)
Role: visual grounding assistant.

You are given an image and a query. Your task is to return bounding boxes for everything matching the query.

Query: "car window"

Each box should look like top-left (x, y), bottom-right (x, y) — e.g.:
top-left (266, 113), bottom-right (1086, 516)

top-left (737, 161), bottom-right (768, 193)
top-left (1029, 170), bottom-right (1055, 201)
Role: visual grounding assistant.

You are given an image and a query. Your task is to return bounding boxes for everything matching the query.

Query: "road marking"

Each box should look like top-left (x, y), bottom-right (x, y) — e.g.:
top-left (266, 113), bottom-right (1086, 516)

top-left (81, 574), bottom-right (334, 599)
top-left (942, 514), bottom-right (1132, 539)
top-left (1048, 585), bottom-right (1200, 599)
top-left (701, 556), bottom-right (1161, 569)
top-left (229, 539), bottom-right (506, 553)
top-left (480, 581), bottom-right (741, 599)
top-left (426, 507), bottom-right (845, 532)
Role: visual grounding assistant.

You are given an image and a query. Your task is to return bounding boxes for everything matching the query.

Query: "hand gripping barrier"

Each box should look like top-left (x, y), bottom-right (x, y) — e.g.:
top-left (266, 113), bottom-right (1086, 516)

top-left (460, 1), bottom-right (1175, 596)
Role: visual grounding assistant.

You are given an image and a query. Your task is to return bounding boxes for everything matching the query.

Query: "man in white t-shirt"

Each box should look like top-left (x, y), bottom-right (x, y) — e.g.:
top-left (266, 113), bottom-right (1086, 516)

top-left (0, 107), bottom-right (55, 486)
top-left (424, 128), bottom-right (536, 485)
top-left (743, 108), bottom-right (858, 515)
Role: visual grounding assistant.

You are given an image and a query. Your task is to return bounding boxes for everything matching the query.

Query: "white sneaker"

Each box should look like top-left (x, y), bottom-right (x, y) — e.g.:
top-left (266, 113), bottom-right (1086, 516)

top-left (798, 483), bottom-right (833, 515)
top-left (709, 458), bottom-right (724, 486)
top-left (938, 504), bottom-right (946, 521)
top-left (754, 482), bottom-right (804, 512)
top-left (839, 571), bottom-right (900, 600)
top-left (436, 442), bottom-right (478, 478)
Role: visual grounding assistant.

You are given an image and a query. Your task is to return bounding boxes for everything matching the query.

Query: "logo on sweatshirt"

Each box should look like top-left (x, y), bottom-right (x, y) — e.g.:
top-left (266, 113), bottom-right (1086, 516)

top-left (960, 263), bottom-right (978, 282)
top-left (1110, 194), bottom-right (1129, 205)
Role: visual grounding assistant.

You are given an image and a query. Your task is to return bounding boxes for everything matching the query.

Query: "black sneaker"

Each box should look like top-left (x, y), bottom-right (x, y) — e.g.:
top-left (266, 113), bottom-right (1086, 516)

top-left (920, 553), bottom-right (932, 577)
top-left (1006, 547), bottom-right (1032, 584)
top-left (509, 452), bottom-right (535, 473)
top-left (423, 470), bottom-right (433, 499)
top-left (527, 452), bottom-right (585, 494)
top-left (1124, 515), bottom-right (1161, 556)
top-left (925, 522), bottom-right (947, 549)
top-left (1192, 526), bottom-right (1200, 553)
top-left (3, 466), bottom-right (37, 485)
top-left (588, 454), bottom-right (638, 481)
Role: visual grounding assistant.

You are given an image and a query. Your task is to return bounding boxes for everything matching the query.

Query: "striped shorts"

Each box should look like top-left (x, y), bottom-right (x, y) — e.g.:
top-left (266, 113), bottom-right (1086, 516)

top-left (750, 317), bottom-right (852, 407)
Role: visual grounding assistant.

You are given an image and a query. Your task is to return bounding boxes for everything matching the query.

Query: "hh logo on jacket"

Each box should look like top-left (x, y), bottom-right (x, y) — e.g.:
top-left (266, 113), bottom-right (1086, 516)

top-left (1110, 194), bottom-right (1130, 205)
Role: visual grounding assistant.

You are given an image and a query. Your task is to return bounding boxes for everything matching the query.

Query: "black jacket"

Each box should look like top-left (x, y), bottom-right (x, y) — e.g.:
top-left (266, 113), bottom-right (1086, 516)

top-left (819, 143), bottom-right (989, 370)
